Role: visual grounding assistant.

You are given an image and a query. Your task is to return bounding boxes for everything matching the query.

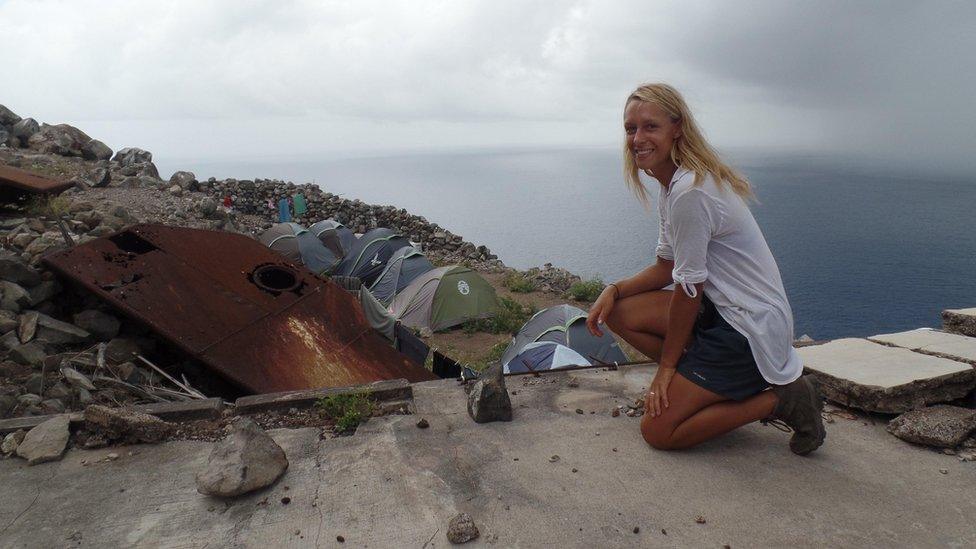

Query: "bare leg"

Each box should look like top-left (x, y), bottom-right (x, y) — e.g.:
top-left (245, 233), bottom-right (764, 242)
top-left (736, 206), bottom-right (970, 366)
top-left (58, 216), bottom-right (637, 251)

top-left (641, 373), bottom-right (778, 450)
top-left (605, 290), bottom-right (672, 361)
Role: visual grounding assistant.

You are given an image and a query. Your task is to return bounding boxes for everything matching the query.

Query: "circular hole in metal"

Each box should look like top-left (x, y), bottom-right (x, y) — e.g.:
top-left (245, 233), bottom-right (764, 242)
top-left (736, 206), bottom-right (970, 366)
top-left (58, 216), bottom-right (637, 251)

top-left (253, 265), bottom-right (299, 293)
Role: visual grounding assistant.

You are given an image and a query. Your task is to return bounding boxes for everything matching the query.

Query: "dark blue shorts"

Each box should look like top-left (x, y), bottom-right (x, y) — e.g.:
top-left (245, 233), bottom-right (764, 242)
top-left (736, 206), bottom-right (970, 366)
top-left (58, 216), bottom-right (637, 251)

top-left (675, 296), bottom-right (770, 401)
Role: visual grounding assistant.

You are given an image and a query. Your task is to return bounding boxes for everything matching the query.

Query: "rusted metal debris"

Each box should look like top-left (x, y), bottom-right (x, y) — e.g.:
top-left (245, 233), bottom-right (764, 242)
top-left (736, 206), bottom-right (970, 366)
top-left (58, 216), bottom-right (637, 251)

top-left (0, 164), bottom-right (74, 199)
top-left (42, 224), bottom-right (436, 394)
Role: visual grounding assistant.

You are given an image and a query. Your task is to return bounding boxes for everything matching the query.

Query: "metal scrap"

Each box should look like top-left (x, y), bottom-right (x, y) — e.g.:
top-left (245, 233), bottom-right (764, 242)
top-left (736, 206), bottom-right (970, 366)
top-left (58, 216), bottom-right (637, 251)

top-left (43, 224), bottom-right (437, 394)
top-left (0, 164), bottom-right (74, 199)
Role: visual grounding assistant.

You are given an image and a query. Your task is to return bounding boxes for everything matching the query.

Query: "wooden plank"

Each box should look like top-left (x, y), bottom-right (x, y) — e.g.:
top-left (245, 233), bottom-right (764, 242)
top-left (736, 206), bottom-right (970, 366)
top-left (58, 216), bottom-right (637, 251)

top-left (234, 378), bottom-right (412, 414)
top-left (0, 399), bottom-right (225, 435)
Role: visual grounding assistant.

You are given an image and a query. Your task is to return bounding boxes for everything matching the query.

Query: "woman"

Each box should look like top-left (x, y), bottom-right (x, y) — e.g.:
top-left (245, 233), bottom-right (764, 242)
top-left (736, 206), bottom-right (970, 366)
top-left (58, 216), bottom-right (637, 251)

top-left (586, 83), bottom-right (825, 455)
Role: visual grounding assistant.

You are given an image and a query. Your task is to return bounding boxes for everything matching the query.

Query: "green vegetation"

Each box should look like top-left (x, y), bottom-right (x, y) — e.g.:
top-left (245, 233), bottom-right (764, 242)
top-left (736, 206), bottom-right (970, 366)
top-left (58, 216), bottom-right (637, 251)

top-left (566, 277), bottom-right (605, 303)
top-left (316, 391), bottom-right (375, 433)
top-left (470, 340), bottom-right (509, 371)
top-left (502, 271), bottom-right (537, 293)
top-left (25, 195), bottom-right (71, 218)
top-left (463, 297), bottom-right (536, 335)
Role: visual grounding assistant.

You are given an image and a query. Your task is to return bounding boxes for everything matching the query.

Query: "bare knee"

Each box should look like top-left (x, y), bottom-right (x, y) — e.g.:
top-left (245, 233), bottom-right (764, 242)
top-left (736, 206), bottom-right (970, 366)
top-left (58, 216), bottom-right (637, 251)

top-left (641, 414), bottom-right (678, 451)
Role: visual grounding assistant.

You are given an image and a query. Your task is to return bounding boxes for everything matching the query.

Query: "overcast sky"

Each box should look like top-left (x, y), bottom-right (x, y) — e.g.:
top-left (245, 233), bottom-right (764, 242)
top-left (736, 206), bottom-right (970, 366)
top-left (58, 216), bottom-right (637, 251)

top-left (2, 1), bottom-right (974, 173)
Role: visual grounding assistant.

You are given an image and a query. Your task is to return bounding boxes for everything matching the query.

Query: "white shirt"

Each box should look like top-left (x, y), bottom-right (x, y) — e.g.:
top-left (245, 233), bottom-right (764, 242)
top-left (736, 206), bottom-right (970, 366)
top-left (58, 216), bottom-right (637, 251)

top-left (655, 168), bottom-right (803, 385)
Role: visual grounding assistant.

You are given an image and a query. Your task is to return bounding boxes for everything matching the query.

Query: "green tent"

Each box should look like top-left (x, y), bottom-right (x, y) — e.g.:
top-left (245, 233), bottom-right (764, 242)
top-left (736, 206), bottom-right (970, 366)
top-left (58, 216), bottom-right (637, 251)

top-left (388, 266), bottom-right (499, 332)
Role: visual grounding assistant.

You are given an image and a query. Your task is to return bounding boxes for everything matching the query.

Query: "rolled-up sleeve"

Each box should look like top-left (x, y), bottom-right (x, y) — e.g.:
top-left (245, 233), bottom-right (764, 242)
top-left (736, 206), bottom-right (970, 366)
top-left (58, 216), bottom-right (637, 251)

top-left (655, 199), bottom-right (674, 260)
top-left (669, 190), bottom-right (716, 297)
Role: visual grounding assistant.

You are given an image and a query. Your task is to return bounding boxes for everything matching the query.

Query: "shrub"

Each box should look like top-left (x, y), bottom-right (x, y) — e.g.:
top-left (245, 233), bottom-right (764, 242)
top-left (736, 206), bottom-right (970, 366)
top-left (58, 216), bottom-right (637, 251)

top-left (566, 277), bottom-right (605, 302)
top-left (316, 391), bottom-right (375, 433)
top-left (25, 195), bottom-right (71, 218)
top-left (470, 340), bottom-right (509, 371)
top-left (463, 297), bottom-right (536, 335)
top-left (502, 271), bottom-right (537, 293)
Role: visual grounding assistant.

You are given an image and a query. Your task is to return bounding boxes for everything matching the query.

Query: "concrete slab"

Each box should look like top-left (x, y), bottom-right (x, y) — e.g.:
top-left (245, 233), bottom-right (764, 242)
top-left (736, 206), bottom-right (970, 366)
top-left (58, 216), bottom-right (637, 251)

top-left (943, 307), bottom-right (976, 338)
top-left (869, 328), bottom-right (976, 365)
top-left (799, 338), bottom-right (976, 413)
top-left (1, 365), bottom-right (975, 547)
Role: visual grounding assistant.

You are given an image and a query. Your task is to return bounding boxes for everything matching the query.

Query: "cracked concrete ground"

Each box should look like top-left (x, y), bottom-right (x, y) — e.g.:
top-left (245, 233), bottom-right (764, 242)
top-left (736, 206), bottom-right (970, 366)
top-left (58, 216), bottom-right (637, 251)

top-left (1, 365), bottom-right (974, 547)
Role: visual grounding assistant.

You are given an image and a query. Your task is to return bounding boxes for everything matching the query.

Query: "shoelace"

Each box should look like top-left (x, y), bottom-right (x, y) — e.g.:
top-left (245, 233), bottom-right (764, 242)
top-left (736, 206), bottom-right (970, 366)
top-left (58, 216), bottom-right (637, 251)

top-left (761, 418), bottom-right (793, 433)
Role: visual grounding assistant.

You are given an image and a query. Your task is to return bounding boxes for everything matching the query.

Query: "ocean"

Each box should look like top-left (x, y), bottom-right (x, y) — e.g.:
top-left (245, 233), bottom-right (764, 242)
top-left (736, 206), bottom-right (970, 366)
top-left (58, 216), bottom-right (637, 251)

top-left (158, 149), bottom-right (976, 340)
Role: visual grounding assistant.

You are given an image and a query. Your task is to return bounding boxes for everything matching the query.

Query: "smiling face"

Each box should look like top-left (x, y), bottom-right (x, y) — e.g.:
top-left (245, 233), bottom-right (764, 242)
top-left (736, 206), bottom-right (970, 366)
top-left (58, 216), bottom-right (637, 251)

top-left (624, 99), bottom-right (682, 175)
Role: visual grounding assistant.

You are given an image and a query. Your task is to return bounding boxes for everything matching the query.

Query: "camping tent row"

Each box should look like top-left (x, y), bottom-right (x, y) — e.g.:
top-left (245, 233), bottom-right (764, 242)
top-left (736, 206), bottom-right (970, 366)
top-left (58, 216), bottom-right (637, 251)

top-left (260, 220), bottom-right (500, 332)
top-left (501, 304), bottom-right (628, 374)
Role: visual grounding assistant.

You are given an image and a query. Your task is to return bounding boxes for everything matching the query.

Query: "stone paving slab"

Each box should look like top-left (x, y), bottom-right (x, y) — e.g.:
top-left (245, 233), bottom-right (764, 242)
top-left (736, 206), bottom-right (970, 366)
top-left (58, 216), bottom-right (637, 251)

top-left (799, 338), bottom-right (976, 413)
top-left (943, 307), bottom-right (976, 337)
top-left (869, 328), bottom-right (976, 365)
top-left (0, 398), bottom-right (225, 436)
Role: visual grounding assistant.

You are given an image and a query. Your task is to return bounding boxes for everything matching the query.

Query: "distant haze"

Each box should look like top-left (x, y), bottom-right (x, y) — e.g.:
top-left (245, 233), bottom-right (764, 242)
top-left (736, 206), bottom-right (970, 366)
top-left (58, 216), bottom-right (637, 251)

top-left (2, 1), bottom-right (974, 176)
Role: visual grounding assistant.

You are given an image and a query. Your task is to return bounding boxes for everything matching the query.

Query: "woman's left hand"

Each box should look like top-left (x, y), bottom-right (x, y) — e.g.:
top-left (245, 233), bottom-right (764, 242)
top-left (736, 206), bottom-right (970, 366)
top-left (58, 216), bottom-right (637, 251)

top-left (645, 366), bottom-right (675, 417)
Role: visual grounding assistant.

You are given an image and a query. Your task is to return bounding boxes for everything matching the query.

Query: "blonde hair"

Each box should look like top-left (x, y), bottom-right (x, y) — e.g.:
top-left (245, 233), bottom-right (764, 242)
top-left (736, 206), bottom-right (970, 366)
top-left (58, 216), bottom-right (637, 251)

top-left (623, 83), bottom-right (753, 204)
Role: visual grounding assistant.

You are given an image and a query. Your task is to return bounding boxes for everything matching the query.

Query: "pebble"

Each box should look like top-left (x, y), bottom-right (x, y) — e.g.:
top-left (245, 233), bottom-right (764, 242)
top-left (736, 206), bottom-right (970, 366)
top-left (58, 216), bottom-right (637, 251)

top-left (612, 409), bottom-right (620, 417)
top-left (695, 515), bottom-right (706, 524)
top-left (281, 497), bottom-right (291, 504)
top-left (416, 418), bottom-right (429, 429)
top-left (633, 527), bottom-right (640, 534)
top-left (575, 409), bottom-right (584, 414)
top-left (336, 535), bottom-right (345, 543)
top-left (106, 453), bottom-right (119, 461)
top-left (549, 455), bottom-right (560, 463)
top-left (939, 468), bottom-right (948, 475)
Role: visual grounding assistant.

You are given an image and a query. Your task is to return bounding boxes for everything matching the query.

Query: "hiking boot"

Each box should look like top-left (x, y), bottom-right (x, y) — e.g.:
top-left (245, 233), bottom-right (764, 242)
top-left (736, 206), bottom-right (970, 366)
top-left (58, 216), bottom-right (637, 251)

top-left (769, 375), bottom-right (826, 455)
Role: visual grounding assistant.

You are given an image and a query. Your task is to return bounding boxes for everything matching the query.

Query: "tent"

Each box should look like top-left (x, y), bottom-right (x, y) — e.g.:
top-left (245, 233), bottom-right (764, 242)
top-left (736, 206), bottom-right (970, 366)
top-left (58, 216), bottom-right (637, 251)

top-left (308, 220), bottom-right (356, 258)
top-left (368, 246), bottom-right (435, 306)
top-left (258, 222), bottom-right (340, 275)
top-left (336, 228), bottom-right (411, 287)
top-left (500, 304), bottom-right (627, 367)
top-left (389, 266), bottom-right (499, 332)
top-left (503, 341), bottom-right (589, 374)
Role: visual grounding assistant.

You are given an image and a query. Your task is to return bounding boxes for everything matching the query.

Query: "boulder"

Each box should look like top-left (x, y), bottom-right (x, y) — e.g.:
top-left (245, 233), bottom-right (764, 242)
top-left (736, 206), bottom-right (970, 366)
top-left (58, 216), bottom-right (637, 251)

top-left (16, 414), bottom-right (70, 465)
top-left (72, 310), bottom-right (120, 341)
top-left (169, 171), bottom-right (196, 190)
top-left (139, 162), bottom-right (160, 180)
top-left (887, 405), bottom-right (976, 448)
top-left (196, 417), bottom-right (288, 497)
top-left (27, 123), bottom-right (93, 156)
top-left (466, 363), bottom-right (513, 423)
top-left (198, 197), bottom-right (218, 218)
top-left (81, 139), bottom-right (113, 161)
top-left (83, 404), bottom-right (172, 443)
top-left (112, 147), bottom-right (152, 167)
top-left (446, 513), bottom-right (480, 544)
top-left (87, 167), bottom-right (111, 188)
top-left (10, 117), bottom-right (39, 146)
top-left (0, 104), bottom-right (20, 126)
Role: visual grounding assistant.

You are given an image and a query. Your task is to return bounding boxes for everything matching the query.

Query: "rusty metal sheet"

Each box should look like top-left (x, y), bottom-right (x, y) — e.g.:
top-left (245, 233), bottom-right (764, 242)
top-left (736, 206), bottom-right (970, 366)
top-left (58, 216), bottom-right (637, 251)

top-left (42, 224), bottom-right (436, 393)
top-left (0, 165), bottom-right (74, 197)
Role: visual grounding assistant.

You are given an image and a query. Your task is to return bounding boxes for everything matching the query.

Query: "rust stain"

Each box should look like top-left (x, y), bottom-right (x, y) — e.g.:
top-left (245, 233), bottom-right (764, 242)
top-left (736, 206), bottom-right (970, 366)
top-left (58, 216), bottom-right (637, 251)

top-left (0, 164), bottom-right (74, 198)
top-left (42, 224), bottom-right (436, 393)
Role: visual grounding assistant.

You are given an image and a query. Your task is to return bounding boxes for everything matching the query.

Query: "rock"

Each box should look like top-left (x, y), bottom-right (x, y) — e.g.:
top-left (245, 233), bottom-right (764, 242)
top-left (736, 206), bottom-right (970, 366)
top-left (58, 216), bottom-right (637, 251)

top-left (196, 417), bottom-right (288, 497)
top-left (1, 430), bottom-right (26, 454)
top-left (18, 393), bottom-right (42, 407)
top-left (139, 163), bottom-right (160, 180)
top-left (16, 414), bottom-right (70, 465)
top-left (61, 366), bottom-right (96, 391)
top-left (198, 197), bottom-right (218, 218)
top-left (72, 310), bottom-right (120, 341)
top-left (0, 310), bottom-right (16, 333)
top-left (942, 308), bottom-right (976, 338)
top-left (25, 373), bottom-right (45, 395)
top-left (33, 312), bottom-right (91, 346)
top-left (168, 184), bottom-right (183, 196)
top-left (446, 513), bottom-right (479, 544)
top-left (40, 398), bottom-right (65, 414)
top-left (77, 387), bottom-right (93, 405)
top-left (10, 117), bottom-right (39, 146)
top-left (416, 418), bottom-right (430, 429)
top-left (0, 280), bottom-right (32, 312)
top-left (82, 139), bottom-right (113, 161)
top-left (887, 405), bottom-right (976, 448)
top-left (0, 394), bottom-right (17, 416)
top-left (0, 104), bottom-right (21, 126)
top-left (466, 364), bottom-right (512, 423)
top-left (45, 382), bottom-right (71, 400)
top-left (18, 311), bottom-right (38, 343)
top-left (84, 404), bottom-right (172, 443)
top-left (88, 168), bottom-right (111, 188)
top-left (169, 171), bottom-right (196, 190)
top-left (27, 123), bottom-right (93, 156)
top-left (10, 342), bottom-right (46, 366)
top-left (105, 337), bottom-right (141, 363)
top-left (0, 251), bottom-right (41, 287)
top-left (119, 176), bottom-right (142, 189)
top-left (27, 281), bottom-right (61, 307)
top-left (112, 147), bottom-right (152, 167)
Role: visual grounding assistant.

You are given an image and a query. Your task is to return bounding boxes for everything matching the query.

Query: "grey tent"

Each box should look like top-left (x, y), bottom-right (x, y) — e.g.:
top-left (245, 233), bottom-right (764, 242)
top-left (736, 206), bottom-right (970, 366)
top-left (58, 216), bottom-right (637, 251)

top-left (368, 246), bottom-right (435, 306)
top-left (308, 219), bottom-right (356, 258)
top-left (258, 222), bottom-right (340, 275)
top-left (389, 266), bottom-right (499, 332)
top-left (503, 341), bottom-right (590, 374)
top-left (501, 304), bottom-right (627, 367)
top-left (336, 228), bottom-right (411, 286)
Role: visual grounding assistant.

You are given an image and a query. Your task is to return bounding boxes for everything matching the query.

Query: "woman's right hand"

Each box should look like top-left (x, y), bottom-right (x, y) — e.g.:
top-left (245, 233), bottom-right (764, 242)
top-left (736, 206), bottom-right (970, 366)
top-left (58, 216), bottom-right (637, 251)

top-left (586, 285), bottom-right (618, 337)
